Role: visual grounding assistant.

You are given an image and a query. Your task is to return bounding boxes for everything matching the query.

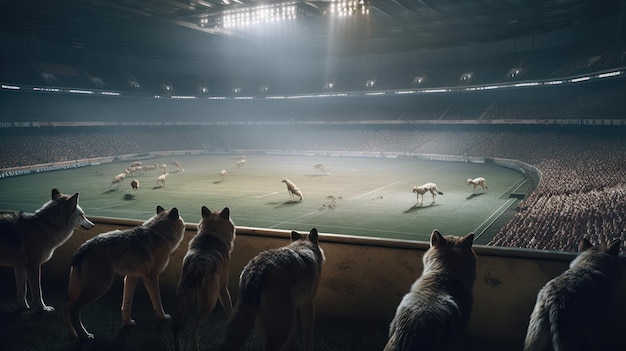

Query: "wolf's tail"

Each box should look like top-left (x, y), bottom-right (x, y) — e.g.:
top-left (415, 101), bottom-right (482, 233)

top-left (64, 266), bottom-right (81, 339)
top-left (218, 265), bottom-right (264, 351)
top-left (523, 302), bottom-right (550, 351)
top-left (172, 254), bottom-right (217, 332)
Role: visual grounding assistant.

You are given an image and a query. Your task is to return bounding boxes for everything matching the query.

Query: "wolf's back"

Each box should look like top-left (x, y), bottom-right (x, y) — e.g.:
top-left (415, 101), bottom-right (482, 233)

top-left (218, 253), bottom-right (270, 350)
top-left (172, 250), bottom-right (224, 331)
top-left (385, 288), bottom-right (466, 351)
top-left (0, 212), bottom-right (22, 247)
top-left (69, 229), bottom-right (129, 268)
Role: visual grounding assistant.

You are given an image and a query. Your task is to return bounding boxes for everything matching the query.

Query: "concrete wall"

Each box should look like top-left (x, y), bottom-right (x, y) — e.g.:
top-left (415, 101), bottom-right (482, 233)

top-left (45, 217), bottom-right (626, 350)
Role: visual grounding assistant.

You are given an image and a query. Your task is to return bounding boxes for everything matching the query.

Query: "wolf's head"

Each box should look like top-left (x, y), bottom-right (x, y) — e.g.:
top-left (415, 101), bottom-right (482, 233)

top-left (290, 228), bottom-right (325, 268)
top-left (49, 188), bottom-right (95, 231)
top-left (422, 229), bottom-right (476, 287)
top-left (197, 206), bottom-right (236, 250)
top-left (571, 238), bottom-right (622, 283)
top-left (143, 206), bottom-right (186, 247)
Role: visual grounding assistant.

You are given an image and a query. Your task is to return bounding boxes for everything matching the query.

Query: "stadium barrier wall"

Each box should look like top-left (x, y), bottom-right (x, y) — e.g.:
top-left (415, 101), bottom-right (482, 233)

top-left (0, 150), bottom-right (206, 178)
top-left (44, 217), bottom-right (626, 350)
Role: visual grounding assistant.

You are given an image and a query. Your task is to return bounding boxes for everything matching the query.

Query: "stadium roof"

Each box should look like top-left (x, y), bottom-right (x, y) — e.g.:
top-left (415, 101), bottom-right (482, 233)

top-left (0, 0), bottom-right (623, 60)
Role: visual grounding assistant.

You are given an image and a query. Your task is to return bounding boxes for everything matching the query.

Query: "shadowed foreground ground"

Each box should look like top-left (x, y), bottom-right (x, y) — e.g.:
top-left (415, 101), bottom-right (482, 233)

top-left (0, 273), bottom-right (507, 351)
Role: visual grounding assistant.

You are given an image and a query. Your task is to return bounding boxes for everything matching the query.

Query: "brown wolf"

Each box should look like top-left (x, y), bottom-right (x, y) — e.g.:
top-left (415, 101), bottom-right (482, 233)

top-left (384, 230), bottom-right (476, 351)
top-left (64, 206), bottom-right (185, 339)
top-left (0, 188), bottom-right (95, 311)
top-left (523, 238), bottom-right (622, 351)
top-left (219, 228), bottom-right (325, 351)
top-left (172, 206), bottom-right (236, 351)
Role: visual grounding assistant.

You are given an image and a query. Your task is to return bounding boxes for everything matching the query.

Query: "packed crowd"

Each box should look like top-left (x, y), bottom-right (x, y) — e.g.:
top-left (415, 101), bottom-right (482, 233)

top-left (1, 126), bottom-right (624, 254)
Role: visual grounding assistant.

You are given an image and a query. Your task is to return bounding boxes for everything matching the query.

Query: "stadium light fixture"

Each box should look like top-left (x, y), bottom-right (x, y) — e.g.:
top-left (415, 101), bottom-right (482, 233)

top-left (460, 72), bottom-right (473, 81)
top-left (217, 3), bottom-right (299, 29)
top-left (328, 0), bottom-right (371, 16)
top-left (412, 76), bottom-right (425, 85)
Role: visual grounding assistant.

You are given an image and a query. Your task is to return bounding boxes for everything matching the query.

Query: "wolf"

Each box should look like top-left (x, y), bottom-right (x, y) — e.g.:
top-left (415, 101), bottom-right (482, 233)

top-left (64, 206), bottom-right (185, 339)
top-left (467, 177), bottom-right (488, 192)
top-left (219, 228), bottom-right (325, 351)
top-left (0, 188), bottom-right (95, 311)
top-left (523, 238), bottom-right (622, 351)
top-left (110, 172), bottom-right (127, 189)
top-left (282, 177), bottom-right (303, 201)
top-left (412, 183), bottom-right (443, 205)
top-left (172, 206), bottom-right (236, 351)
top-left (384, 230), bottom-right (476, 351)
top-left (313, 163), bottom-right (330, 175)
top-left (157, 172), bottom-right (169, 187)
top-left (131, 179), bottom-right (139, 195)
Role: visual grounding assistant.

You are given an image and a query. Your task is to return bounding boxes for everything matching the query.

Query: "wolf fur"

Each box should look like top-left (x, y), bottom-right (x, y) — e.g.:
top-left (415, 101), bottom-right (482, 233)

top-left (219, 228), bottom-right (325, 351)
top-left (131, 179), bottom-right (139, 195)
top-left (282, 177), bottom-right (303, 201)
top-left (0, 188), bottom-right (95, 311)
top-left (313, 163), bottom-right (330, 175)
top-left (467, 177), bottom-right (488, 192)
top-left (64, 206), bottom-right (185, 339)
top-left (157, 172), bottom-right (169, 187)
top-left (110, 172), bottom-right (127, 189)
top-left (523, 238), bottom-right (622, 351)
top-left (384, 230), bottom-right (476, 351)
top-left (411, 183), bottom-right (443, 204)
top-left (172, 206), bottom-right (236, 351)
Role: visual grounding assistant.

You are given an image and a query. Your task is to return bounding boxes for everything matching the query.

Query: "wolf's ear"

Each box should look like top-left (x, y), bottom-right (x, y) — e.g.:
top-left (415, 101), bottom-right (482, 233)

top-left (201, 206), bottom-right (211, 218)
top-left (309, 228), bottom-right (319, 245)
top-left (430, 229), bottom-right (444, 247)
top-left (291, 231), bottom-right (302, 242)
top-left (461, 233), bottom-right (474, 249)
top-left (606, 239), bottom-right (621, 257)
top-left (68, 193), bottom-right (80, 210)
top-left (168, 208), bottom-right (180, 220)
top-left (156, 205), bottom-right (165, 214)
top-left (220, 207), bottom-right (230, 220)
top-left (578, 238), bottom-right (593, 252)
top-left (52, 188), bottom-right (62, 199)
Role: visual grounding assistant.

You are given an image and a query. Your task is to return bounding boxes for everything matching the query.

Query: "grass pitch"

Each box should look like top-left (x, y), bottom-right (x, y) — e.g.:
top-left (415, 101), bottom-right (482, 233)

top-left (0, 154), bottom-right (526, 243)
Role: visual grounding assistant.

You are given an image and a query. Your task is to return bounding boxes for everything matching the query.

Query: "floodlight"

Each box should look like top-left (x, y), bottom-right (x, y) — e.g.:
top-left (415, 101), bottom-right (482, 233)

top-left (460, 72), bottom-right (473, 81)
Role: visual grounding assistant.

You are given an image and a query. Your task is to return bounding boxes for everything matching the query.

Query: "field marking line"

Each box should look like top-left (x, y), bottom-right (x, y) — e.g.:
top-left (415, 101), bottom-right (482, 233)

top-left (256, 191), bottom-right (282, 198)
top-left (268, 210), bottom-right (322, 229)
top-left (499, 178), bottom-right (527, 198)
top-left (474, 198), bottom-right (517, 239)
top-left (350, 180), bottom-right (403, 200)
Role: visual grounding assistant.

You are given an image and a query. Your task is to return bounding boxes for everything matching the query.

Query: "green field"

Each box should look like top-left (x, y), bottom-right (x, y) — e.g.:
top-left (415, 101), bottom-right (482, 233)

top-left (0, 154), bottom-right (526, 243)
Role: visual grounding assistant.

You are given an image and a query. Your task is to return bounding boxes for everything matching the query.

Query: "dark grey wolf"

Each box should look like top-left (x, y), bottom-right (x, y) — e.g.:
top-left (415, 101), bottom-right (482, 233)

top-left (64, 206), bottom-right (185, 339)
top-left (384, 230), bottom-right (476, 351)
top-left (172, 206), bottom-right (236, 351)
top-left (219, 228), bottom-right (325, 351)
top-left (523, 238), bottom-right (622, 351)
top-left (0, 188), bottom-right (95, 311)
